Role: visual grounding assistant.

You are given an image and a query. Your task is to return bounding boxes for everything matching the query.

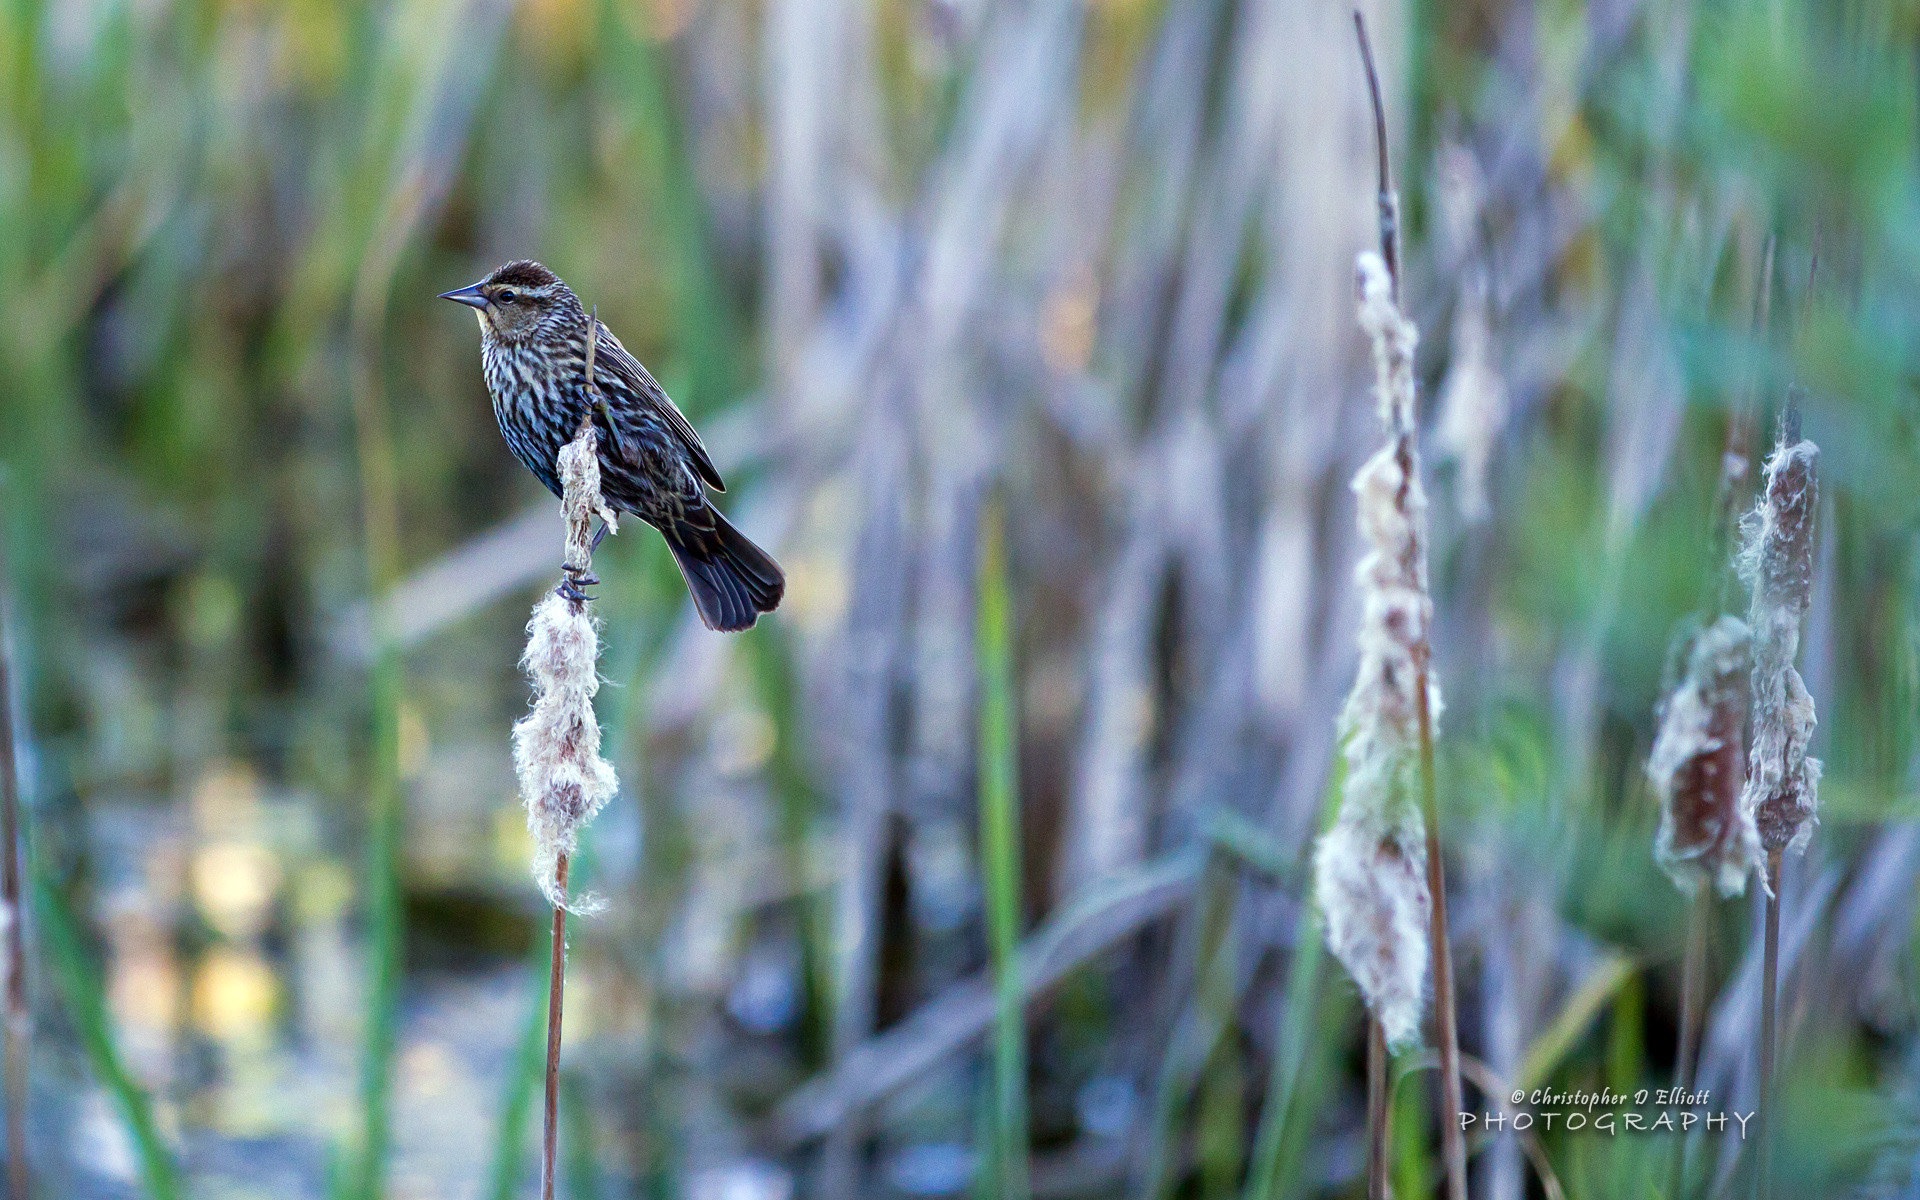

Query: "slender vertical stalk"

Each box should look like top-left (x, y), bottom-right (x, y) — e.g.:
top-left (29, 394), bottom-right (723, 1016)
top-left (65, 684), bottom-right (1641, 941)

top-left (1414, 685), bottom-right (1467, 1200)
top-left (488, 940), bottom-right (556, 1200)
top-left (1754, 850), bottom-right (1781, 1200)
top-left (535, 311), bottom-right (603, 1200)
top-left (1665, 236), bottom-right (1773, 1200)
top-left (1354, 16), bottom-right (1399, 298)
top-left (543, 853), bottom-right (572, 1200)
top-left (1242, 826), bottom-right (1330, 1200)
top-left (1366, 1018), bottom-right (1390, 1200)
top-left (0, 527), bottom-right (26, 1200)
top-left (977, 497), bottom-right (1029, 1200)
top-left (1354, 15), bottom-right (1468, 1199)
top-left (32, 874), bottom-right (179, 1200)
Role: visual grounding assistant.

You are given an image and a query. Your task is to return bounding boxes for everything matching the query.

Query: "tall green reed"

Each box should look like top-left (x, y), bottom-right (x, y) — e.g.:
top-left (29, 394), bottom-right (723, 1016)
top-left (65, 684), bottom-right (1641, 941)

top-left (1240, 884), bottom-right (1327, 1200)
top-left (976, 497), bottom-right (1029, 1200)
top-left (32, 872), bottom-right (179, 1200)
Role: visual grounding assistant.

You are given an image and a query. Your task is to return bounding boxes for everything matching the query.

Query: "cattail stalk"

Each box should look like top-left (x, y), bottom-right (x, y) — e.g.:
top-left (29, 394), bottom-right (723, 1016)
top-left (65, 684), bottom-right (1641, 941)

top-left (1315, 244), bottom-right (1433, 1200)
top-left (1739, 408), bottom-right (1819, 1200)
top-left (542, 853), bottom-right (570, 1200)
top-left (514, 315), bottom-right (620, 1200)
top-left (1659, 236), bottom-right (1771, 1200)
top-left (1311, 18), bottom-right (1466, 1200)
top-left (1365, 1019), bottom-right (1390, 1200)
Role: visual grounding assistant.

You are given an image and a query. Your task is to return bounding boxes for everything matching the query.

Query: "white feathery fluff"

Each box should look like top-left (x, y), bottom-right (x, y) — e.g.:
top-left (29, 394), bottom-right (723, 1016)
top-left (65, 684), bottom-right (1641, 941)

top-left (513, 428), bottom-right (619, 911)
top-left (1313, 251), bottom-right (1437, 1050)
top-left (1649, 615), bottom-right (1759, 896)
top-left (560, 427), bottom-right (617, 576)
top-left (1357, 252), bottom-right (1418, 434)
top-left (1738, 436), bottom-right (1821, 862)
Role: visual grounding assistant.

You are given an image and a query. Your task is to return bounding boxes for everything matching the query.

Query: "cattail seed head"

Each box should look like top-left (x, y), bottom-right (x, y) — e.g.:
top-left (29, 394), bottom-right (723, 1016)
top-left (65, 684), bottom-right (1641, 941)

top-left (561, 431), bottom-right (618, 575)
top-left (1314, 250), bottom-right (1438, 1050)
top-left (1739, 435), bottom-right (1821, 858)
top-left (1356, 252), bottom-right (1419, 436)
top-left (513, 427), bottom-right (619, 912)
top-left (1315, 815), bottom-right (1429, 1047)
top-left (1649, 616), bottom-right (1758, 896)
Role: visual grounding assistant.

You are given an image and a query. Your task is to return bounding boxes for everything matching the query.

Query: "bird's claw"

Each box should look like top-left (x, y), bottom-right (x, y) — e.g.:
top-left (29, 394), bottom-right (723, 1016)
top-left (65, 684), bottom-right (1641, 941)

top-left (556, 572), bottom-right (597, 606)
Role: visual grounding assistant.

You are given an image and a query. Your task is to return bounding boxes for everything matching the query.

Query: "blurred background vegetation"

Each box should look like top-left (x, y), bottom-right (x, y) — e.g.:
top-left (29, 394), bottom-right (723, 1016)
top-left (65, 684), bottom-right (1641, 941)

top-left (1, 0), bottom-right (1918, 1196)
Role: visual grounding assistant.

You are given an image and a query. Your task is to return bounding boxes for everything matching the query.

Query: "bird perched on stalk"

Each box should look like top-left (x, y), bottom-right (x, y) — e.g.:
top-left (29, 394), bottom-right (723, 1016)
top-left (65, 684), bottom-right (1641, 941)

top-left (442, 261), bottom-right (783, 631)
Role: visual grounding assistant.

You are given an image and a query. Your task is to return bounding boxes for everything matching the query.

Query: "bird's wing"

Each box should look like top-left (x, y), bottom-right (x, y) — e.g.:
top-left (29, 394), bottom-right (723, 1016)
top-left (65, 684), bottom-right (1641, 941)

top-left (592, 321), bottom-right (726, 492)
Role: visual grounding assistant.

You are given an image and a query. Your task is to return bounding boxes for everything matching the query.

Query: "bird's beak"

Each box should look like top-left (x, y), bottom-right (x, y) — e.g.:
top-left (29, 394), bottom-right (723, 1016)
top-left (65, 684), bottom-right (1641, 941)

top-left (439, 282), bottom-right (489, 309)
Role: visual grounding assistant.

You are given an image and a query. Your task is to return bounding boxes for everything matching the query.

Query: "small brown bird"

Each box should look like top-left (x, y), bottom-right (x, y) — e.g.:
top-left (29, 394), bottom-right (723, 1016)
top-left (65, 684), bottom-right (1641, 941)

top-left (443, 261), bottom-right (783, 631)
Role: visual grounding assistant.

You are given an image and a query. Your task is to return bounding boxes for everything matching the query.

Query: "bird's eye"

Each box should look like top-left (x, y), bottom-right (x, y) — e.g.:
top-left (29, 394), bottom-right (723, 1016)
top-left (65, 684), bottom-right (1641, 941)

top-left (497, 289), bottom-right (518, 304)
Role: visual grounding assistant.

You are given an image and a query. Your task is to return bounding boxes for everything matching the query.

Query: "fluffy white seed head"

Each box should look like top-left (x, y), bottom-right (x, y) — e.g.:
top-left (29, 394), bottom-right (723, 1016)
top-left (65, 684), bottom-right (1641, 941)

top-left (1314, 252), bottom-right (1439, 1050)
top-left (559, 432), bottom-right (618, 576)
top-left (1738, 437), bottom-right (1821, 860)
top-left (1315, 815), bottom-right (1429, 1047)
top-left (1649, 616), bottom-right (1758, 896)
top-left (1356, 251), bottom-right (1419, 436)
top-left (514, 425), bottom-right (619, 912)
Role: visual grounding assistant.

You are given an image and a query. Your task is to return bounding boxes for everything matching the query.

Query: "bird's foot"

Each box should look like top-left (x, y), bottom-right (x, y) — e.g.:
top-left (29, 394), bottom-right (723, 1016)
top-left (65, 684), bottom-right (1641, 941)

top-left (556, 572), bottom-right (598, 606)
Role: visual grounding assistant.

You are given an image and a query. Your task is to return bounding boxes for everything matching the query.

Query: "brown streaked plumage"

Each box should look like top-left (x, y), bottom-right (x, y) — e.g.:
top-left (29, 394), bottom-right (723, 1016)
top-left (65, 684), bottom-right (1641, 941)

top-left (442, 261), bottom-right (782, 631)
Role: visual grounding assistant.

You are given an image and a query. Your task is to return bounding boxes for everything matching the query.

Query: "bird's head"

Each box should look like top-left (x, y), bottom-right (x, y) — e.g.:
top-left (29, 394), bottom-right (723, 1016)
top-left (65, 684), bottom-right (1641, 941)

top-left (439, 260), bottom-right (579, 344)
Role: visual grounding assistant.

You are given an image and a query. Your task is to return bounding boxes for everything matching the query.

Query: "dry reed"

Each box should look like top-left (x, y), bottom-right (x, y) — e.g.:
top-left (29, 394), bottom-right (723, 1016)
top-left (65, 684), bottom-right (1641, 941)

top-left (512, 318), bottom-right (619, 1199)
top-left (1311, 18), bottom-right (1467, 1199)
top-left (1655, 235), bottom-right (1772, 1200)
top-left (1739, 409), bottom-right (1820, 1200)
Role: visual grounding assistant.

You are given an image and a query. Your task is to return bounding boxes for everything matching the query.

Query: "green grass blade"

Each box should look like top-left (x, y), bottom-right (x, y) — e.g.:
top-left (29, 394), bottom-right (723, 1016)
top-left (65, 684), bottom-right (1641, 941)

top-left (1390, 1053), bottom-right (1433, 1200)
top-left (33, 868), bottom-right (181, 1200)
top-left (977, 498), bottom-right (1029, 1200)
top-left (1241, 775), bottom-right (1343, 1200)
top-left (1240, 905), bottom-right (1327, 1200)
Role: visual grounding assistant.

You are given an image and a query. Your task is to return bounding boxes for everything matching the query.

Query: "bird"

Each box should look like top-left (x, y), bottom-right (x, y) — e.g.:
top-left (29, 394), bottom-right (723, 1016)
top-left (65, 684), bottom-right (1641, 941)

top-left (442, 260), bottom-right (783, 631)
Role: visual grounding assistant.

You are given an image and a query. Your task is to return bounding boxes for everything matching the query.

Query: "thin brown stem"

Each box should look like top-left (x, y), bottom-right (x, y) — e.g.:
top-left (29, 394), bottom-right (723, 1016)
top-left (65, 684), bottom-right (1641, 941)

top-left (0, 529), bottom-right (27, 1200)
top-left (1753, 851), bottom-right (1781, 1200)
top-left (542, 852), bottom-right (571, 1200)
top-left (1414, 659), bottom-right (1467, 1200)
top-left (1669, 888), bottom-right (1710, 1200)
top-left (1353, 12), bottom-right (1399, 299)
top-left (1366, 1017), bottom-right (1390, 1200)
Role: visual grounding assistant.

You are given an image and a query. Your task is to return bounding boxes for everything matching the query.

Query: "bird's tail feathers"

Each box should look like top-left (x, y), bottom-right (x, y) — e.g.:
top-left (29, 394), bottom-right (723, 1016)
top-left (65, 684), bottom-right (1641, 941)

top-left (663, 510), bottom-right (785, 632)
